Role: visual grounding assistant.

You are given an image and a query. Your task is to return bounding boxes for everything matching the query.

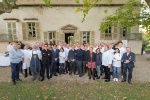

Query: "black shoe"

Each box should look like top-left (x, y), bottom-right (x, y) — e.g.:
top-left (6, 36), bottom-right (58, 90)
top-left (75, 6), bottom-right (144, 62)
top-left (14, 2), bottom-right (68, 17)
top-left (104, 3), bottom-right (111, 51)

top-left (47, 77), bottom-right (50, 79)
top-left (24, 75), bottom-right (28, 78)
top-left (54, 74), bottom-right (58, 76)
top-left (128, 80), bottom-right (132, 84)
top-left (105, 79), bottom-right (110, 82)
top-left (102, 77), bottom-right (107, 79)
top-left (16, 79), bottom-right (22, 81)
top-left (122, 80), bottom-right (126, 82)
top-left (96, 76), bottom-right (100, 79)
top-left (12, 80), bottom-right (16, 85)
top-left (41, 78), bottom-right (44, 81)
top-left (69, 73), bottom-right (72, 75)
top-left (50, 75), bottom-right (52, 78)
top-left (89, 76), bottom-right (91, 79)
top-left (79, 75), bottom-right (82, 77)
top-left (93, 77), bottom-right (95, 80)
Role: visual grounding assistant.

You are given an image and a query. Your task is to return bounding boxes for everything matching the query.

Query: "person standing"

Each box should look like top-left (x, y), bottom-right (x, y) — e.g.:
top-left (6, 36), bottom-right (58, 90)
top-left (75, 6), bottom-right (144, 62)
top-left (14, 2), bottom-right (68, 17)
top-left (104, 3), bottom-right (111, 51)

top-left (9, 43), bottom-right (24, 85)
top-left (41, 44), bottom-right (52, 81)
top-left (75, 45), bottom-right (84, 77)
top-left (118, 41), bottom-right (126, 78)
top-left (87, 47), bottom-right (96, 80)
top-left (64, 44), bottom-right (70, 73)
top-left (22, 44), bottom-right (31, 77)
top-left (95, 48), bottom-right (102, 79)
top-left (112, 48), bottom-right (122, 82)
top-left (29, 44), bottom-right (42, 81)
top-left (50, 44), bottom-right (59, 78)
top-left (82, 46), bottom-right (89, 75)
top-left (59, 48), bottom-right (66, 75)
top-left (102, 46), bottom-right (112, 82)
top-left (7, 42), bottom-right (13, 52)
top-left (121, 47), bottom-right (135, 84)
top-left (68, 46), bottom-right (76, 75)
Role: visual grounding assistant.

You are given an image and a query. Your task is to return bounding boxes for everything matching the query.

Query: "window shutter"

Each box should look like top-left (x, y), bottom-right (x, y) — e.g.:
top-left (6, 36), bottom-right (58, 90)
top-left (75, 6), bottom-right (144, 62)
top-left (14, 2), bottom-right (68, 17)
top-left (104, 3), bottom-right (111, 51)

top-left (90, 31), bottom-right (95, 46)
top-left (44, 32), bottom-right (49, 43)
top-left (59, 33), bottom-right (65, 43)
top-left (74, 32), bottom-right (80, 44)
top-left (36, 22), bottom-right (40, 40)
top-left (22, 22), bottom-right (28, 41)
top-left (79, 31), bottom-right (83, 44)
top-left (55, 32), bottom-right (59, 45)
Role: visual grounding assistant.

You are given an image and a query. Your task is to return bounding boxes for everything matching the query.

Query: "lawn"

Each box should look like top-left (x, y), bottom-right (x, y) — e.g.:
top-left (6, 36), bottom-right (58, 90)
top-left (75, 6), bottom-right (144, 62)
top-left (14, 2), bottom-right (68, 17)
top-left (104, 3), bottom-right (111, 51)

top-left (0, 81), bottom-right (150, 100)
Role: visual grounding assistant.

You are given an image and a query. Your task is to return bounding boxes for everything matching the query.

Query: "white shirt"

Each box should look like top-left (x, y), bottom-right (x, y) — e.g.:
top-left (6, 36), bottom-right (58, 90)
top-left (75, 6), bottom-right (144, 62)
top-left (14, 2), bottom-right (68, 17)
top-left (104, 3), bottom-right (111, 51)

top-left (102, 50), bottom-right (112, 66)
top-left (93, 47), bottom-right (97, 53)
top-left (109, 48), bottom-right (115, 61)
top-left (28, 50), bottom-right (42, 60)
top-left (64, 48), bottom-right (70, 60)
top-left (118, 47), bottom-right (126, 56)
top-left (59, 52), bottom-right (66, 63)
top-left (113, 53), bottom-right (122, 67)
top-left (101, 47), bottom-right (104, 53)
top-left (7, 44), bottom-right (13, 52)
top-left (22, 49), bottom-right (30, 59)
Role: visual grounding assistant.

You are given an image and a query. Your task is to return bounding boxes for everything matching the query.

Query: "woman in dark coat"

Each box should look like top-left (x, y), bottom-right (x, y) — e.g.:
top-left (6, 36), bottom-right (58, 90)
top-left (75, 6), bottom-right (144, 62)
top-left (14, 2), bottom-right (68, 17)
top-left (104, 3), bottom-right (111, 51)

top-left (95, 48), bottom-right (102, 79)
top-left (86, 47), bottom-right (96, 80)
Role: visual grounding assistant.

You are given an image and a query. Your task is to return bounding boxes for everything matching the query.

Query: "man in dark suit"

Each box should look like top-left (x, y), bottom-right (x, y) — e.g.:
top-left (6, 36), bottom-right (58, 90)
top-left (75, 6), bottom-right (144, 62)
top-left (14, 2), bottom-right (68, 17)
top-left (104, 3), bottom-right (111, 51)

top-left (50, 44), bottom-right (59, 78)
top-left (41, 44), bottom-right (52, 81)
top-left (121, 47), bottom-right (135, 84)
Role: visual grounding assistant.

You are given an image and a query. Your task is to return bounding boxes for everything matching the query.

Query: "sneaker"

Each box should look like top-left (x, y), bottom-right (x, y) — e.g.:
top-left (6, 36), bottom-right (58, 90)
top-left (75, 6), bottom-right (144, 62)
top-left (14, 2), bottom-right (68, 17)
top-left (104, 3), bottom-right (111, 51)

top-left (116, 78), bottom-right (118, 82)
top-left (113, 78), bottom-right (116, 81)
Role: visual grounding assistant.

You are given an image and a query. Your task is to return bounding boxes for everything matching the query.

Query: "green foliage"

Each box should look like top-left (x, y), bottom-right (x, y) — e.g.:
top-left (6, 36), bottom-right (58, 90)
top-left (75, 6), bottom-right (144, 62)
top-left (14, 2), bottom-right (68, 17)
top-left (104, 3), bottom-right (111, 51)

top-left (0, 0), bottom-right (17, 14)
top-left (43, 0), bottom-right (52, 7)
top-left (142, 33), bottom-right (150, 49)
top-left (0, 81), bottom-right (150, 99)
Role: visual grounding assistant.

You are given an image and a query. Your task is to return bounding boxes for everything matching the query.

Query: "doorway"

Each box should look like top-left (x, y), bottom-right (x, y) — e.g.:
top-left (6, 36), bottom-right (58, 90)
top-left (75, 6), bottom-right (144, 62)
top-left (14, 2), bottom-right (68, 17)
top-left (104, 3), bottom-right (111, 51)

top-left (65, 33), bottom-right (74, 44)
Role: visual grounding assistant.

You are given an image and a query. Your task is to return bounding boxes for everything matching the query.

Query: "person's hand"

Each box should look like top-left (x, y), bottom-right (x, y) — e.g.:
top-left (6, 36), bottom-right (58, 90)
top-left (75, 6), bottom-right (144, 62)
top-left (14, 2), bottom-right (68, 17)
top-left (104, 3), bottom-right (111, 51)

top-left (55, 58), bottom-right (57, 61)
top-left (108, 64), bottom-right (111, 68)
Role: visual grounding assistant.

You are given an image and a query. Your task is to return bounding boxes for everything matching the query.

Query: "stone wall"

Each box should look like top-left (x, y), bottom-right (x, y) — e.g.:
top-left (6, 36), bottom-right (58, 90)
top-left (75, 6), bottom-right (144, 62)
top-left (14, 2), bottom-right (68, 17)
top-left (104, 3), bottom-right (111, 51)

top-left (128, 40), bottom-right (142, 54)
top-left (0, 42), bottom-right (9, 53)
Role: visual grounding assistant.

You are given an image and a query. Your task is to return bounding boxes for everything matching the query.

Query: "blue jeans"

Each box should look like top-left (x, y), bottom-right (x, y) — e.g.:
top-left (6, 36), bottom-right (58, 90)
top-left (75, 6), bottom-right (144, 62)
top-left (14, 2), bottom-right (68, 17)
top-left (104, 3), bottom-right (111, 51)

top-left (11, 63), bottom-right (20, 81)
top-left (113, 66), bottom-right (121, 79)
top-left (96, 65), bottom-right (101, 77)
top-left (76, 61), bottom-right (82, 76)
top-left (59, 63), bottom-right (65, 74)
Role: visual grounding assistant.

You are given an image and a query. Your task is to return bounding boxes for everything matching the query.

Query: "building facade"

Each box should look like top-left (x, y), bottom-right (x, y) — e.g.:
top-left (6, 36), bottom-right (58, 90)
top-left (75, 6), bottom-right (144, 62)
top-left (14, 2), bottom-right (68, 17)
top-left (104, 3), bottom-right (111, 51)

top-left (0, 0), bottom-right (142, 54)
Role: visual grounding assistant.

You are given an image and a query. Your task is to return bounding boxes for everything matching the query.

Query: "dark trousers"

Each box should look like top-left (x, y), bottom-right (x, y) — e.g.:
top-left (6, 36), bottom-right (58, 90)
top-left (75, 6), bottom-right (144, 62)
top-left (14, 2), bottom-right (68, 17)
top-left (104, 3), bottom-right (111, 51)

top-left (19, 61), bottom-right (23, 73)
top-left (121, 62), bottom-right (123, 76)
top-left (104, 66), bottom-right (110, 80)
top-left (65, 61), bottom-right (70, 73)
top-left (82, 61), bottom-right (87, 74)
top-left (50, 62), bottom-right (57, 76)
top-left (24, 67), bottom-right (32, 76)
top-left (123, 67), bottom-right (133, 81)
top-left (42, 63), bottom-right (50, 79)
top-left (76, 61), bottom-right (82, 76)
top-left (69, 61), bottom-right (76, 74)
top-left (60, 63), bottom-right (65, 74)
top-left (11, 63), bottom-right (20, 81)
top-left (101, 65), bottom-right (105, 74)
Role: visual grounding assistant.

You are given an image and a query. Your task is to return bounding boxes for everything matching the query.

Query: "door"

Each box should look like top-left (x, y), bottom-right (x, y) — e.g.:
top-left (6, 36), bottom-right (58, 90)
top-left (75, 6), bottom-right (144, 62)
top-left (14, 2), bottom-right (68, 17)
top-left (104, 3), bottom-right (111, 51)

top-left (65, 33), bottom-right (74, 44)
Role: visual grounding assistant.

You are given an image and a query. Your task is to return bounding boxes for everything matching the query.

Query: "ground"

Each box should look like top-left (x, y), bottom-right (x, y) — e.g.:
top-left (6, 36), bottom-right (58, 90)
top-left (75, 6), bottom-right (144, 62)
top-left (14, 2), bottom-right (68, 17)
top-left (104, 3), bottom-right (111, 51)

top-left (0, 54), bottom-right (150, 100)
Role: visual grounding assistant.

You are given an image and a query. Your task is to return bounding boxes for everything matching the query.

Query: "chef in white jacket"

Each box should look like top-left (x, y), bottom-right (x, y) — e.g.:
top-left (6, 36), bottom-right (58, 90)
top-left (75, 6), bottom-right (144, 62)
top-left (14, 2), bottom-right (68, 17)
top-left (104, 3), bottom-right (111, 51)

top-left (22, 44), bottom-right (31, 77)
top-left (64, 44), bottom-right (71, 73)
top-left (102, 46), bottom-right (112, 82)
top-left (59, 48), bottom-right (66, 75)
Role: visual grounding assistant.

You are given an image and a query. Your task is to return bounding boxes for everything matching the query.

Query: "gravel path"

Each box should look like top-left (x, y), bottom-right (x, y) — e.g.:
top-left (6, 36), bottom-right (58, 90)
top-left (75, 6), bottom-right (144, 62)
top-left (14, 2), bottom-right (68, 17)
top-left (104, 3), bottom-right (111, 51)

top-left (0, 54), bottom-right (150, 83)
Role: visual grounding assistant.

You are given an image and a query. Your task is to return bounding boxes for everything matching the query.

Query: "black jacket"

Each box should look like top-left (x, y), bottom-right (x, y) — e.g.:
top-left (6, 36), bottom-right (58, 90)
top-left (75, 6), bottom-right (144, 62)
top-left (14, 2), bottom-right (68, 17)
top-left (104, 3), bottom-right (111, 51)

top-left (95, 53), bottom-right (102, 66)
top-left (68, 50), bottom-right (76, 61)
top-left (83, 50), bottom-right (89, 61)
top-left (41, 49), bottom-right (52, 63)
top-left (87, 52), bottom-right (96, 62)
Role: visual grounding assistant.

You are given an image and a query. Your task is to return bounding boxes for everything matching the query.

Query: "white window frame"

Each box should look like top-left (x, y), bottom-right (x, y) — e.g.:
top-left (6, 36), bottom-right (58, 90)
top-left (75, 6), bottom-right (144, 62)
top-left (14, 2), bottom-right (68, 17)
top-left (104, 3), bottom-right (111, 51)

top-left (82, 31), bottom-right (90, 44)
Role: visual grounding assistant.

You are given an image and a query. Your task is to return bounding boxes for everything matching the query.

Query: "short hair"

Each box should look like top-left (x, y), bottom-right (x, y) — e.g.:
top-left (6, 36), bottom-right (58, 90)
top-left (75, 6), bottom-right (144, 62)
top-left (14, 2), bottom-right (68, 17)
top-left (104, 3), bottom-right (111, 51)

top-left (60, 48), bottom-right (64, 51)
top-left (118, 41), bottom-right (123, 44)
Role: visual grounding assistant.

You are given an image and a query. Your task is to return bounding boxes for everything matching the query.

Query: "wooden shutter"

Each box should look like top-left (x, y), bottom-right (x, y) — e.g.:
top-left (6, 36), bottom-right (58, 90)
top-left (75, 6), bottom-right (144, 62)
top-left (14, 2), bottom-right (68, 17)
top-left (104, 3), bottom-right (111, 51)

top-left (55, 32), bottom-right (59, 45)
top-left (112, 24), bottom-right (118, 40)
top-left (79, 31), bottom-right (83, 44)
top-left (59, 33), bottom-right (65, 43)
top-left (74, 32), bottom-right (80, 44)
top-left (44, 32), bottom-right (49, 43)
top-left (12, 23), bottom-right (17, 41)
top-left (90, 31), bottom-right (94, 46)
top-left (22, 22), bottom-right (28, 41)
top-left (36, 22), bottom-right (40, 40)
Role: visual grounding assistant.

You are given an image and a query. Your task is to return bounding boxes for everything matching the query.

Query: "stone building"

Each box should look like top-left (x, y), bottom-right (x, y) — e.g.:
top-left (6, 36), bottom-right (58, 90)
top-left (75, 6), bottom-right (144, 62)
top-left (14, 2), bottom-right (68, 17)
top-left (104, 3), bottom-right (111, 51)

top-left (0, 0), bottom-right (142, 54)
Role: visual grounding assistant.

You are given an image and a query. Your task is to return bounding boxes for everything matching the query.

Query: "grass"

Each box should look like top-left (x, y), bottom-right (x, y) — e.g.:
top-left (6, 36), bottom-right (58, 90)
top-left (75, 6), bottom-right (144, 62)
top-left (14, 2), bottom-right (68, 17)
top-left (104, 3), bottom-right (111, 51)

top-left (0, 81), bottom-right (150, 100)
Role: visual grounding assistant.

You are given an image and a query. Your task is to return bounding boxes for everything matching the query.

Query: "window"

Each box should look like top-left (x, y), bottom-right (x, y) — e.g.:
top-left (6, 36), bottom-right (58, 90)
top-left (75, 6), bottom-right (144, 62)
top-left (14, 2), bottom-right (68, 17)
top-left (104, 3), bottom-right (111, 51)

top-left (27, 22), bottom-right (36, 40)
top-left (82, 31), bottom-right (90, 44)
top-left (7, 22), bottom-right (17, 41)
top-left (120, 27), bottom-right (130, 38)
top-left (22, 22), bottom-right (40, 41)
top-left (105, 25), bottom-right (112, 39)
top-left (49, 31), bottom-right (56, 44)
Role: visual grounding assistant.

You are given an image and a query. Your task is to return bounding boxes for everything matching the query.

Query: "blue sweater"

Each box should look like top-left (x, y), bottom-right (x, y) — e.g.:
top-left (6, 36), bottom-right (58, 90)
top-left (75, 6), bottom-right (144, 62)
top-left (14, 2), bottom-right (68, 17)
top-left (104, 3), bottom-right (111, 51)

top-left (75, 49), bottom-right (84, 61)
top-left (9, 49), bottom-right (24, 63)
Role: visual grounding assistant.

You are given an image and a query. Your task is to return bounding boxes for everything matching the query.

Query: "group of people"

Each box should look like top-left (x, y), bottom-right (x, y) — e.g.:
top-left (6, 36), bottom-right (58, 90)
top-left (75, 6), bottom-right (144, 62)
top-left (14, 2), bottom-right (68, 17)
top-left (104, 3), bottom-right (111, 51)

top-left (8, 41), bottom-right (135, 85)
